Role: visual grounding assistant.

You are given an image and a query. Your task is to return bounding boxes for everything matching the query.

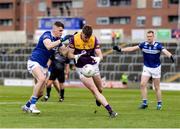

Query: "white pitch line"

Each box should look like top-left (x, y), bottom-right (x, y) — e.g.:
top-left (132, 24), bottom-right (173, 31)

top-left (0, 102), bottom-right (23, 105)
top-left (0, 101), bottom-right (91, 107)
top-left (0, 96), bottom-right (28, 98)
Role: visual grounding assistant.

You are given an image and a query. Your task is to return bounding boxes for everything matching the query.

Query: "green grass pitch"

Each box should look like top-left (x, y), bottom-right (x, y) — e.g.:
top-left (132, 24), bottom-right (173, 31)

top-left (0, 86), bottom-right (180, 128)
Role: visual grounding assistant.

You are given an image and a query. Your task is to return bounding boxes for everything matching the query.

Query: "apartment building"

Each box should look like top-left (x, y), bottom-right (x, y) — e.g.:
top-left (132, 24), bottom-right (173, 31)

top-left (83, 0), bottom-right (179, 35)
top-left (0, 0), bottom-right (179, 38)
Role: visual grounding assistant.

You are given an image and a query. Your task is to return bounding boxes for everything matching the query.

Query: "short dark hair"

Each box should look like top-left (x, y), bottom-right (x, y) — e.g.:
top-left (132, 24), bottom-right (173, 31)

top-left (54, 21), bottom-right (64, 28)
top-left (82, 25), bottom-right (93, 38)
top-left (147, 30), bottom-right (154, 34)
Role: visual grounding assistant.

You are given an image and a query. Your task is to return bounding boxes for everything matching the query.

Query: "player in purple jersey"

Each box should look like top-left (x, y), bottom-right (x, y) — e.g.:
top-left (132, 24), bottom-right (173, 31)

top-left (113, 30), bottom-right (174, 110)
top-left (22, 21), bottom-right (71, 114)
top-left (68, 25), bottom-right (118, 118)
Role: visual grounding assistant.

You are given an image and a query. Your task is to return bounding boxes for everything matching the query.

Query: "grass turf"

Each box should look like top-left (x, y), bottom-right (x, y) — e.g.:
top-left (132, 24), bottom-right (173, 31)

top-left (0, 86), bottom-right (180, 128)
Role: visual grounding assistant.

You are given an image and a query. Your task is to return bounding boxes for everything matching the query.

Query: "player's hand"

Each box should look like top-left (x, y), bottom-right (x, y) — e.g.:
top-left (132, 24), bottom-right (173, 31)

top-left (65, 73), bottom-right (69, 80)
top-left (74, 51), bottom-right (87, 63)
top-left (44, 68), bottom-right (50, 77)
top-left (61, 34), bottom-right (73, 42)
top-left (91, 56), bottom-right (101, 64)
top-left (170, 55), bottom-right (175, 63)
top-left (113, 46), bottom-right (121, 52)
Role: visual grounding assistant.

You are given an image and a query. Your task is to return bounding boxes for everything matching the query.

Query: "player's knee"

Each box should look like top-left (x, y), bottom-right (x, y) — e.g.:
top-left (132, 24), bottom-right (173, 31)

top-left (89, 88), bottom-right (95, 94)
top-left (93, 88), bottom-right (101, 96)
top-left (38, 76), bottom-right (46, 83)
top-left (154, 85), bottom-right (160, 91)
top-left (46, 81), bottom-right (53, 87)
top-left (98, 87), bottom-right (103, 93)
top-left (140, 83), bottom-right (146, 88)
top-left (88, 87), bottom-right (96, 95)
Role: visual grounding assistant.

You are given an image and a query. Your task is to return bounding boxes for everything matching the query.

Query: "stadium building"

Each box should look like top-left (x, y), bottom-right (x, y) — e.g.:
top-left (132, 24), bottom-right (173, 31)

top-left (0, 1), bottom-right (180, 127)
top-left (0, 0), bottom-right (179, 87)
top-left (0, 0), bottom-right (179, 38)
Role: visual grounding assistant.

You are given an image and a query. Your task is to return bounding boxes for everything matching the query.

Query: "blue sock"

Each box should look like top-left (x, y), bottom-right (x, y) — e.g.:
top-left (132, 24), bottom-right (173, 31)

top-left (157, 101), bottom-right (162, 105)
top-left (30, 96), bottom-right (38, 105)
top-left (142, 99), bottom-right (147, 105)
top-left (25, 100), bottom-right (31, 108)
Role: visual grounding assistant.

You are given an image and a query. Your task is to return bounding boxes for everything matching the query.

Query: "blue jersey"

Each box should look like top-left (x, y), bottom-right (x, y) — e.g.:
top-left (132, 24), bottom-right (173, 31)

top-left (30, 31), bottom-right (61, 68)
top-left (139, 41), bottom-right (164, 68)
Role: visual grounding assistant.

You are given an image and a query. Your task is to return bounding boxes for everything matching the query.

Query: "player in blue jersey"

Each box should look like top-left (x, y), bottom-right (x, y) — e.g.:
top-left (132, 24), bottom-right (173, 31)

top-left (68, 25), bottom-right (118, 118)
top-left (21, 21), bottom-right (71, 114)
top-left (113, 30), bottom-right (174, 110)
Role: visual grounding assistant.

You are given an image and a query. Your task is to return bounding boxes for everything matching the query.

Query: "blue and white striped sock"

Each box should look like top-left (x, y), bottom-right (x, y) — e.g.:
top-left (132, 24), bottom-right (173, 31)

top-left (25, 100), bottom-right (31, 108)
top-left (157, 101), bottom-right (162, 106)
top-left (30, 96), bottom-right (38, 105)
top-left (142, 99), bottom-right (147, 105)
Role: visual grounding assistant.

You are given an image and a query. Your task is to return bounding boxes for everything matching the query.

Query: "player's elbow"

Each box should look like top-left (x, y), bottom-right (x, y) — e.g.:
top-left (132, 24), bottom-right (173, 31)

top-left (47, 47), bottom-right (51, 50)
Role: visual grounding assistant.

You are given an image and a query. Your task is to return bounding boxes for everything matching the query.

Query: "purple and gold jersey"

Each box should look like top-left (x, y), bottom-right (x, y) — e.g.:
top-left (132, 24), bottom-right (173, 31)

top-left (69, 32), bottom-right (100, 68)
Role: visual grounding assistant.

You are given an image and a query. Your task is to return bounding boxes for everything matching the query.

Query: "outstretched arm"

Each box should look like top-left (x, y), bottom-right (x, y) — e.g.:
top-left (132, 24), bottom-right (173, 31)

top-left (162, 49), bottom-right (175, 62)
top-left (113, 45), bottom-right (139, 52)
top-left (44, 35), bottom-right (73, 50)
top-left (121, 45), bottom-right (140, 52)
top-left (44, 39), bottom-right (62, 50)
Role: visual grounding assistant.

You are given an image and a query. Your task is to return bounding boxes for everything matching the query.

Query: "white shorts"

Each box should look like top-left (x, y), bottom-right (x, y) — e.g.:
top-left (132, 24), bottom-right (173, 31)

top-left (142, 65), bottom-right (161, 78)
top-left (76, 64), bottom-right (100, 79)
top-left (27, 60), bottom-right (49, 77)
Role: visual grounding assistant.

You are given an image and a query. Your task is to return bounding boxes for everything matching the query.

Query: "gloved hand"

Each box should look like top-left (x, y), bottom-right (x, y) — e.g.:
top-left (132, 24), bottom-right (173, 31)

top-left (91, 56), bottom-right (101, 64)
top-left (61, 34), bottom-right (73, 42)
top-left (113, 46), bottom-right (121, 52)
top-left (170, 55), bottom-right (175, 63)
top-left (74, 51), bottom-right (87, 64)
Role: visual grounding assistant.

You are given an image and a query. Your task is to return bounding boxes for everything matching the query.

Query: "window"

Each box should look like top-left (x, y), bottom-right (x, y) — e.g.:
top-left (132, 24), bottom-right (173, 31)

top-left (72, 0), bottom-right (83, 8)
top-left (137, 0), bottom-right (146, 8)
top-left (110, 17), bottom-right (130, 24)
top-left (0, 3), bottom-right (13, 9)
top-left (168, 15), bottom-right (178, 23)
top-left (152, 16), bottom-right (162, 26)
top-left (97, 0), bottom-right (110, 7)
top-left (168, 0), bottom-right (179, 4)
top-left (96, 17), bottom-right (109, 25)
top-left (52, 1), bottom-right (72, 8)
top-left (110, 0), bottom-right (131, 6)
top-left (118, 0), bottom-right (131, 6)
top-left (96, 17), bottom-right (130, 25)
top-left (52, 1), bottom-right (72, 16)
top-left (0, 19), bottom-right (13, 26)
top-left (97, 0), bottom-right (131, 7)
top-left (136, 16), bottom-right (146, 27)
top-left (38, 2), bottom-right (46, 12)
top-left (152, 0), bottom-right (162, 8)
